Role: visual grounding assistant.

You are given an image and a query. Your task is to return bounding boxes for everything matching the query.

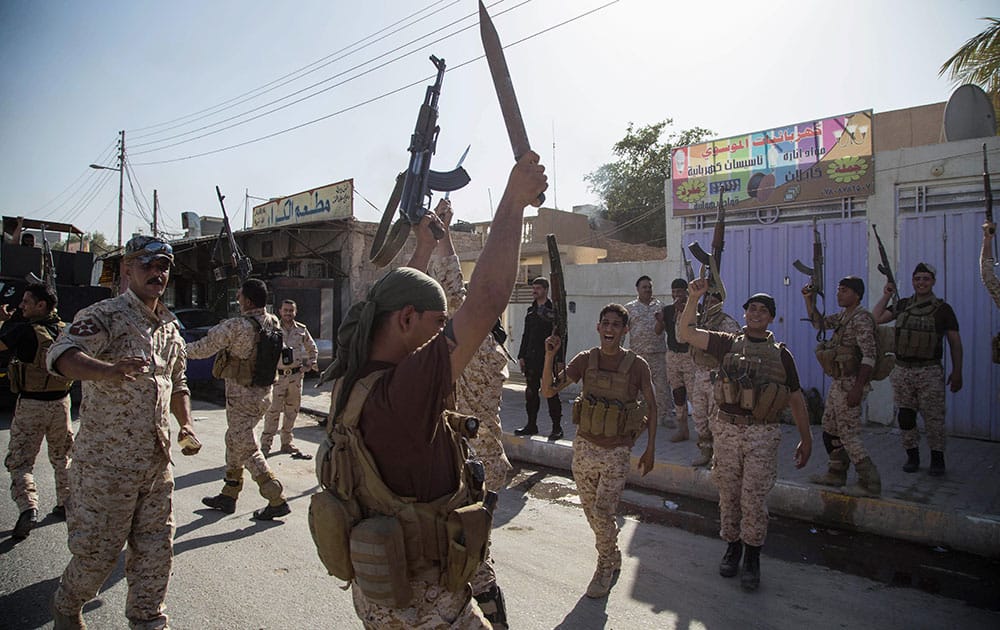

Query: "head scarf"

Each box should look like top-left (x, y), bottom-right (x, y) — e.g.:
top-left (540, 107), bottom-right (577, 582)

top-left (323, 267), bottom-right (446, 418)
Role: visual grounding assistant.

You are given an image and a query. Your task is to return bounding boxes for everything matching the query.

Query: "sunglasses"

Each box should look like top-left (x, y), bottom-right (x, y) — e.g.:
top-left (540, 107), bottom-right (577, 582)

top-left (125, 236), bottom-right (174, 263)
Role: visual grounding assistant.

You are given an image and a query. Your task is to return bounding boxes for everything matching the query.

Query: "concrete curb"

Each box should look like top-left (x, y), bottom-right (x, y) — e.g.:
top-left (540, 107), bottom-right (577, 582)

top-left (500, 432), bottom-right (1000, 558)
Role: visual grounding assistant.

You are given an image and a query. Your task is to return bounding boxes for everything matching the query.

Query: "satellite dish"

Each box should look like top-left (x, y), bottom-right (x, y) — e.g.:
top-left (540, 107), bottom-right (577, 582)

top-left (943, 84), bottom-right (996, 141)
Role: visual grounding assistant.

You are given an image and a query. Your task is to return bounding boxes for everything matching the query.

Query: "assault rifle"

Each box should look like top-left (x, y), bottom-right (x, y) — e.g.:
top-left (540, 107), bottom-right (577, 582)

top-left (871, 224), bottom-right (897, 309)
top-left (216, 186), bottom-right (253, 281)
top-left (546, 234), bottom-right (568, 385)
top-left (681, 244), bottom-right (695, 283)
top-left (688, 186), bottom-right (727, 319)
top-left (25, 225), bottom-right (58, 298)
top-left (794, 217), bottom-right (825, 341)
top-left (984, 143), bottom-right (997, 262)
top-left (370, 56), bottom-right (471, 267)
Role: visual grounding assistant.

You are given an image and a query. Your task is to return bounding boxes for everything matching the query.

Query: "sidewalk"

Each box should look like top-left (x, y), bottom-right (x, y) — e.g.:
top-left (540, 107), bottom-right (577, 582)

top-left (299, 376), bottom-right (1000, 558)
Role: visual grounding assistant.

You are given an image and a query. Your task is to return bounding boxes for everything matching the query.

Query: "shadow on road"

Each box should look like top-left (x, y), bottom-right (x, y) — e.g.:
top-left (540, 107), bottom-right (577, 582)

top-left (553, 594), bottom-right (609, 629)
top-left (0, 576), bottom-right (62, 628)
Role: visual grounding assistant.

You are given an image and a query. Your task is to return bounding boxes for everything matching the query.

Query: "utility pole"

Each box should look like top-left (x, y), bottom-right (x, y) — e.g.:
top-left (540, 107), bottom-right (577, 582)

top-left (152, 189), bottom-right (159, 236)
top-left (117, 130), bottom-right (125, 249)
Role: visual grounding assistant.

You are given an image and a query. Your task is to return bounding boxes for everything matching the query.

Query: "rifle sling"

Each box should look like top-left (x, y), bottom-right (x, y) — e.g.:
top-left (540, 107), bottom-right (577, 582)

top-left (369, 172), bottom-right (408, 268)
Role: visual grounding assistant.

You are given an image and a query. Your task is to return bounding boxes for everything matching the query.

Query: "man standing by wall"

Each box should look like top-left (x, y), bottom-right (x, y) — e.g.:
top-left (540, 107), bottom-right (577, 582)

top-left (188, 279), bottom-right (291, 520)
top-left (625, 275), bottom-right (669, 429)
top-left (48, 235), bottom-right (199, 629)
top-left (804, 277), bottom-right (881, 496)
top-left (1, 284), bottom-right (73, 540)
top-left (873, 263), bottom-right (963, 476)
top-left (516, 277), bottom-right (563, 440)
top-left (261, 299), bottom-right (317, 459)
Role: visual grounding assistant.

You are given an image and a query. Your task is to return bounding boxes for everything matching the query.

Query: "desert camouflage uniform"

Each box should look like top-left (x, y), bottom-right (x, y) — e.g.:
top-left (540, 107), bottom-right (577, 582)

top-left (712, 421), bottom-right (781, 546)
top-left (819, 308), bottom-right (878, 463)
top-left (667, 344), bottom-right (697, 413)
top-left (571, 436), bottom-right (630, 570)
top-left (689, 311), bottom-right (740, 452)
top-left (6, 394), bottom-right (73, 513)
top-left (891, 365), bottom-right (947, 450)
top-left (982, 252), bottom-right (1000, 308)
top-left (626, 298), bottom-right (668, 424)
top-left (262, 319), bottom-right (317, 451)
top-left (429, 254), bottom-right (512, 599)
top-left (186, 308), bottom-right (286, 506)
top-left (352, 575), bottom-right (490, 629)
top-left (47, 289), bottom-right (187, 629)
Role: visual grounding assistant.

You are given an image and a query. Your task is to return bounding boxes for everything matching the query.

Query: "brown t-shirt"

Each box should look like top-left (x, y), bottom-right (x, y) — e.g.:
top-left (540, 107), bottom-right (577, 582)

top-left (358, 334), bottom-right (458, 502)
top-left (566, 347), bottom-right (649, 447)
top-left (704, 331), bottom-right (801, 416)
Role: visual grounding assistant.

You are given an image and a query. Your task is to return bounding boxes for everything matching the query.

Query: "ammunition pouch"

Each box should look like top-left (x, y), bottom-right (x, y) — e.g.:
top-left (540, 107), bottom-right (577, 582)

top-left (350, 515), bottom-right (413, 608)
top-left (712, 372), bottom-right (741, 407)
top-left (444, 502), bottom-right (493, 592)
top-left (308, 488), bottom-right (362, 581)
top-left (814, 343), bottom-right (860, 379)
top-left (8, 362), bottom-right (22, 394)
top-left (212, 349), bottom-right (254, 387)
top-left (575, 396), bottom-right (646, 440)
top-left (751, 383), bottom-right (790, 421)
top-left (895, 328), bottom-right (936, 360)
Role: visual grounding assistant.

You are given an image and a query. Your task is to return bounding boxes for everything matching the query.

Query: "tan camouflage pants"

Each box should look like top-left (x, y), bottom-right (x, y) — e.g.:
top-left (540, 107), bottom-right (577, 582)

top-left (261, 371), bottom-right (303, 450)
top-left (891, 364), bottom-right (947, 451)
top-left (710, 420), bottom-right (781, 547)
top-left (821, 378), bottom-right (870, 464)
top-left (636, 351), bottom-right (669, 424)
top-left (689, 369), bottom-right (717, 450)
top-left (571, 436), bottom-right (630, 570)
top-left (351, 577), bottom-right (490, 629)
top-left (224, 380), bottom-right (273, 483)
top-left (667, 350), bottom-right (697, 414)
top-left (5, 395), bottom-right (72, 512)
top-left (54, 455), bottom-right (173, 629)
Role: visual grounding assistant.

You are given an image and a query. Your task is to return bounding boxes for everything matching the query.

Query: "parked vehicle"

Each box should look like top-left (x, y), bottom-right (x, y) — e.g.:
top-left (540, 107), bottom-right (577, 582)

top-left (173, 307), bottom-right (222, 382)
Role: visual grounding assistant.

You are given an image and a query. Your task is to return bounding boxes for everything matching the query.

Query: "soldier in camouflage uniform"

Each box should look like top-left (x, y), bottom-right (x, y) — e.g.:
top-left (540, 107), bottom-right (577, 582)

top-left (625, 276), bottom-right (669, 428)
top-left (261, 299), bottom-right (317, 459)
top-left (803, 277), bottom-right (881, 496)
top-left (656, 279), bottom-right (698, 442)
top-left (542, 304), bottom-right (657, 600)
top-left (47, 236), bottom-right (199, 630)
top-left (686, 291), bottom-right (741, 467)
top-left (873, 263), bottom-right (962, 476)
top-left (1, 284), bottom-right (73, 539)
top-left (187, 279), bottom-right (291, 520)
top-left (678, 281), bottom-right (812, 592)
top-left (982, 221), bottom-right (1000, 307)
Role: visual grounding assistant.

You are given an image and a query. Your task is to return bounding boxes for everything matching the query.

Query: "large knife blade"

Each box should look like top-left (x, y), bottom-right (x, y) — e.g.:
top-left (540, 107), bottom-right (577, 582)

top-left (479, 0), bottom-right (544, 205)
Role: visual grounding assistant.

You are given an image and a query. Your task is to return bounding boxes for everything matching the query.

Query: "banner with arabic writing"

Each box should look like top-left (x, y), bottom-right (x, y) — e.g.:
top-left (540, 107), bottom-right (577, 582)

top-left (251, 179), bottom-right (354, 229)
top-left (670, 111), bottom-right (873, 216)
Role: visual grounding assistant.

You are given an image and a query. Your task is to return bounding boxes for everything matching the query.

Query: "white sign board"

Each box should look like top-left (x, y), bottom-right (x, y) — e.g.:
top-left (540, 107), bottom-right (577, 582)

top-left (252, 179), bottom-right (353, 229)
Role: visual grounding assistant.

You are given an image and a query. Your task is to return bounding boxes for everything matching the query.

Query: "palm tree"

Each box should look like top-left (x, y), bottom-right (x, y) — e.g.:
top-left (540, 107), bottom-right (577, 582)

top-left (940, 17), bottom-right (1000, 131)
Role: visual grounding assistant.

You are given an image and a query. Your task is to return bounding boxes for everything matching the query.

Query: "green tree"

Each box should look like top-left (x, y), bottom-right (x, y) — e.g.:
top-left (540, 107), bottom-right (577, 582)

top-left (51, 231), bottom-right (112, 256)
top-left (585, 120), bottom-right (713, 244)
top-left (939, 17), bottom-right (1000, 131)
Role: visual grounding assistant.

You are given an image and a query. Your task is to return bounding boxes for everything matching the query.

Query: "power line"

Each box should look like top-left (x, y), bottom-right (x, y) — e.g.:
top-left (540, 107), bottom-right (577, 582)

top-left (132, 0), bottom-right (620, 165)
top-left (30, 141), bottom-right (116, 218)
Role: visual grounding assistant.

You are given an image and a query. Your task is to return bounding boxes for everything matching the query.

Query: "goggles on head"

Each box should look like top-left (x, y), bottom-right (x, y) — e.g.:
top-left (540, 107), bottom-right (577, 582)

top-left (125, 236), bottom-right (174, 264)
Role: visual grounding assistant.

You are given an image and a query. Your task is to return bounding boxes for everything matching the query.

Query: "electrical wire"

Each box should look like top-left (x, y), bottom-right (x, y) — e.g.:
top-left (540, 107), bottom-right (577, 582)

top-left (31, 141), bottom-right (117, 219)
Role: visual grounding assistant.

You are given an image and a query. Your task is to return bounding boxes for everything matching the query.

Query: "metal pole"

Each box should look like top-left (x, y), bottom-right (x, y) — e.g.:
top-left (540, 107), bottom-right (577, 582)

top-left (153, 189), bottom-right (158, 236)
top-left (117, 130), bottom-right (125, 249)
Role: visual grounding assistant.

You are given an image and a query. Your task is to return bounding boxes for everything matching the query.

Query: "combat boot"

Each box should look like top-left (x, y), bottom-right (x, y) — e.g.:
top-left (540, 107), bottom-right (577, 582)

top-left (585, 565), bottom-right (614, 598)
top-left (928, 450), bottom-right (946, 477)
top-left (740, 545), bottom-right (761, 592)
top-left (691, 446), bottom-right (713, 468)
top-left (52, 595), bottom-right (86, 630)
top-left (201, 495), bottom-right (237, 514)
top-left (718, 541), bottom-right (742, 578)
top-left (514, 421), bottom-right (538, 436)
top-left (548, 421), bottom-right (564, 441)
top-left (844, 457), bottom-right (882, 497)
top-left (902, 448), bottom-right (920, 473)
top-left (809, 448), bottom-right (849, 487)
top-left (12, 508), bottom-right (37, 540)
top-left (252, 501), bottom-right (291, 521)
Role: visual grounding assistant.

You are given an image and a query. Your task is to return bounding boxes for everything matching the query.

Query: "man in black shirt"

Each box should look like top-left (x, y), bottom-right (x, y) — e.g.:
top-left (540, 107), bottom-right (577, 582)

top-left (655, 279), bottom-right (696, 443)
top-left (516, 277), bottom-right (564, 440)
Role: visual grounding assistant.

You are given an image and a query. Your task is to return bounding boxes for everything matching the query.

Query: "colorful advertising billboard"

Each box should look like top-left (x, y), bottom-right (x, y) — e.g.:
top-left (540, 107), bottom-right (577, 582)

top-left (671, 111), bottom-right (873, 216)
top-left (252, 178), bottom-right (353, 229)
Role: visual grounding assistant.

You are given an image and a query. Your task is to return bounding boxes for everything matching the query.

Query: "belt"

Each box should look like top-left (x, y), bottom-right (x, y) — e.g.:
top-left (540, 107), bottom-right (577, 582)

top-left (278, 366), bottom-right (302, 376)
top-left (894, 358), bottom-right (941, 369)
top-left (717, 411), bottom-right (779, 426)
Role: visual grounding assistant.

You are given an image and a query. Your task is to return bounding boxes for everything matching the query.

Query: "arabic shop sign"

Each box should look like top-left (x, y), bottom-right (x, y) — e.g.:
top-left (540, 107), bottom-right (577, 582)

top-left (670, 111), bottom-right (873, 216)
top-left (251, 178), bottom-right (354, 229)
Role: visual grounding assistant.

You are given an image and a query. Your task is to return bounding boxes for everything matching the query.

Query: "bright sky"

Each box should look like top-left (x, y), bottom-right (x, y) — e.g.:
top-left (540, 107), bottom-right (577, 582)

top-left (0, 0), bottom-right (994, 245)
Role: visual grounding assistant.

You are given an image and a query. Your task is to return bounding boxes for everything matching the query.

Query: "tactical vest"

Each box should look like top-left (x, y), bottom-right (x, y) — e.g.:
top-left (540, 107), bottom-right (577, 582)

top-left (815, 308), bottom-right (870, 379)
top-left (309, 371), bottom-right (491, 609)
top-left (9, 320), bottom-right (72, 395)
top-left (713, 331), bottom-right (790, 422)
top-left (211, 315), bottom-right (273, 387)
top-left (894, 298), bottom-right (941, 362)
top-left (690, 312), bottom-right (739, 369)
top-left (571, 349), bottom-right (646, 440)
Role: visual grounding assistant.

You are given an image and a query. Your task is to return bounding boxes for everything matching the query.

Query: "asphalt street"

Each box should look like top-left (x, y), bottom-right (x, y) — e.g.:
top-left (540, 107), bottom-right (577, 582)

top-left (1, 401), bottom-right (998, 630)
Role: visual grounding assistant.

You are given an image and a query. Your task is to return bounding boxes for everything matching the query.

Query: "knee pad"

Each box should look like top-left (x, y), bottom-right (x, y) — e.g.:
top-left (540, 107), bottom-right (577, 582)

top-left (672, 386), bottom-right (688, 406)
top-left (474, 583), bottom-right (508, 628)
top-left (897, 408), bottom-right (917, 431)
top-left (821, 431), bottom-right (842, 454)
top-left (254, 473), bottom-right (285, 502)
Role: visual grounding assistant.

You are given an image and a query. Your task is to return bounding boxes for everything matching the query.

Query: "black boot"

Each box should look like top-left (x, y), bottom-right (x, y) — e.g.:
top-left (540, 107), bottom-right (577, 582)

top-left (252, 501), bottom-right (291, 521)
top-left (514, 421), bottom-right (538, 436)
top-left (12, 508), bottom-right (37, 540)
top-left (548, 421), bottom-right (564, 441)
top-left (903, 448), bottom-right (920, 473)
top-left (741, 545), bottom-right (761, 592)
top-left (719, 541), bottom-right (742, 578)
top-left (928, 450), bottom-right (946, 477)
top-left (202, 495), bottom-right (237, 514)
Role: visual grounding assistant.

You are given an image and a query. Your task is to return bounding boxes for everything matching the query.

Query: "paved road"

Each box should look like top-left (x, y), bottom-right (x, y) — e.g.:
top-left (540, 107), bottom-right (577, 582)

top-left (1, 402), bottom-right (998, 629)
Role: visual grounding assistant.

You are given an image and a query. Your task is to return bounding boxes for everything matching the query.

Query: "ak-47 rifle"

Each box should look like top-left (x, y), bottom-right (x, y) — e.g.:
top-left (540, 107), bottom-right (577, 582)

top-left (216, 186), bottom-right (253, 281)
top-left (872, 224), bottom-right (897, 309)
top-left (984, 143), bottom-right (997, 262)
top-left (546, 234), bottom-right (568, 385)
top-left (794, 217), bottom-right (826, 341)
top-left (688, 186), bottom-right (727, 320)
top-left (681, 243), bottom-right (695, 283)
top-left (370, 56), bottom-right (471, 267)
